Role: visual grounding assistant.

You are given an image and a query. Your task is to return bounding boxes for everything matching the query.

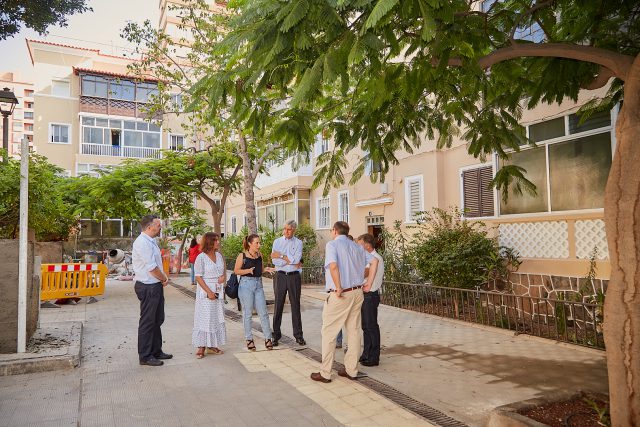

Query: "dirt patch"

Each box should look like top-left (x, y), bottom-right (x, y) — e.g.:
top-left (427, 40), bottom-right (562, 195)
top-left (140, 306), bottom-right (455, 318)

top-left (27, 333), bottom-right (69, 353)
top-left (519, 392), bottom-right (609, 427)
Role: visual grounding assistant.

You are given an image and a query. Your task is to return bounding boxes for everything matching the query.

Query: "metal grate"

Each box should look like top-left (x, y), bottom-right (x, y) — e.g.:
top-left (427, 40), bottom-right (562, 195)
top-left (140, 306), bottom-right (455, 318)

top-left (170, 282), bottom-right (469, 427)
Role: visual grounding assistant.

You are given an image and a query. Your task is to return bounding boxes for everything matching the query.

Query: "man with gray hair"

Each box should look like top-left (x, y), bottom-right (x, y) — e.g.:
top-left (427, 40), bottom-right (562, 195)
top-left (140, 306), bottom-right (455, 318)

top-left (132, 214), bottom-right (172, 366)
top-left (271, 220), bottom-right (305, 346)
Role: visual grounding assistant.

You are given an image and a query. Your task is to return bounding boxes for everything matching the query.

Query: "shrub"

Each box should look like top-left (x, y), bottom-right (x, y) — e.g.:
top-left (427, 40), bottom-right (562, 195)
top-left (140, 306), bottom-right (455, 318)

top-left (410, 207), bottom-right (518, 289)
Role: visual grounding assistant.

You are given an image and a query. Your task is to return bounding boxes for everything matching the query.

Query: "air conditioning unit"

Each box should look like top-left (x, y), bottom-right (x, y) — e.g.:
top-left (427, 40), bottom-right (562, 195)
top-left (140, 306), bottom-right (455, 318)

top-left (380, 182), bottom-right (389, 194)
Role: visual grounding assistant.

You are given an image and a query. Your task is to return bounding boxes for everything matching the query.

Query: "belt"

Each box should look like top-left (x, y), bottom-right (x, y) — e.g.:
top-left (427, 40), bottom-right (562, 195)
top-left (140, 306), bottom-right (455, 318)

top-left (328, 285), bottom-right (363, 293)
top-left (277, 271), bottom-right (300, 275)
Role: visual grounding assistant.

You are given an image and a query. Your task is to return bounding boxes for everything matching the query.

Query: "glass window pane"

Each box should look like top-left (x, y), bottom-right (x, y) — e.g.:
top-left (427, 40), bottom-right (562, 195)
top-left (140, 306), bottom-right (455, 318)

top-left (123, 131), bottom-right (142, 147)
top-left (136, 122), bottom-right (148, 131)
top-left (258, 208), bottom-right (266, 228)
top-left (285, 202), bottom-right (295, 222)
top-left (297, 200), bottom-right (310, 225)
top-left (569, 110), bottom-right (611, 134)
top-left (80, 220), bottom-right (101, 237)
top-left (148, 122), bottom-right (160, 132)
top-left (500, 147), bottom-right (548, 214)
top-left (102, 220), bottom-right (121, 237)
top-left (124, 121), bottom-right (136, 130)
top-left (110, 80), bottom-right (135, 101)
top-left (529, 117), bottom-right (565, 142)
top-left (81, 117), bottom-right (94, 126)
top-left (549, 132), bottom-right (612, 211)
top-left (109, 119), bottom-right (122, 129)
top-left (143, 132), bottom-right (160, 148)
top-left (96, 118), bottom-right (108, 127)
top-left (276, 204), bottom-right (285, 229)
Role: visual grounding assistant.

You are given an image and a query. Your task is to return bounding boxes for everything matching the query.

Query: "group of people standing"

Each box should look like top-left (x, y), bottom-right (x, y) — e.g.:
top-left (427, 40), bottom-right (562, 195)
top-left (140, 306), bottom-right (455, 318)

top-left (131, 215), bottom-right (384, 382)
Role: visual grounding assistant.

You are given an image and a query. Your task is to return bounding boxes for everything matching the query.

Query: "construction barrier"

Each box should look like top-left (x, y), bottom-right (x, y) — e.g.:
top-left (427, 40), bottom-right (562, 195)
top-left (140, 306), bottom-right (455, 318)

top-left (40, 263), bottom-right (107, 301)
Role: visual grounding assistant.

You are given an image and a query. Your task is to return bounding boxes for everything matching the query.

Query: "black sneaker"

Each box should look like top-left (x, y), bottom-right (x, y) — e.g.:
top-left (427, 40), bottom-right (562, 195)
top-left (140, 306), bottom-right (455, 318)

top-left (360, 360), bottom-right (379, 367)
top-left (296, 338), bottom-right (306, 346)
top-left (272, 339), bottom-right (279, 347)
top-left (140, 357), bottom-right (163, 366)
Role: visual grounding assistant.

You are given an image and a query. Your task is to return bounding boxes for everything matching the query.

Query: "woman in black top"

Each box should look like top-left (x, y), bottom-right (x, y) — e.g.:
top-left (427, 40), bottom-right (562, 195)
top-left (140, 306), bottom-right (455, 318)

top-left (234, 234), bottom-right (275, 351)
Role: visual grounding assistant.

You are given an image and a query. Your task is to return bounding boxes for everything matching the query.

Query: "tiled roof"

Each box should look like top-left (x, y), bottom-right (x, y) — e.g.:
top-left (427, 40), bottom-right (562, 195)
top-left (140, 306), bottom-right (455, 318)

top-left (73, 67), bottom-right (160, 82)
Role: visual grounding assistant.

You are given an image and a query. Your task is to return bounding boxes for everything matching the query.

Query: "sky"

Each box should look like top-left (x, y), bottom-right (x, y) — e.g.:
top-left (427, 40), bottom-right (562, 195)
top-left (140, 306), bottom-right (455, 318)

top-left (0, 0), bottom-right (160, 79)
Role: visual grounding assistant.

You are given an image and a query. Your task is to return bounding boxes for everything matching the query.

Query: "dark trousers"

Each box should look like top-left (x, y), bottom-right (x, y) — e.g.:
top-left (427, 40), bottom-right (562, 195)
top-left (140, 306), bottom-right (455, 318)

top-left (272, 272), bottom-right (303, 340)
top-left (361, 291), bottom-right (380, 362)
top-left (134, 281), bottom-right (165, 360)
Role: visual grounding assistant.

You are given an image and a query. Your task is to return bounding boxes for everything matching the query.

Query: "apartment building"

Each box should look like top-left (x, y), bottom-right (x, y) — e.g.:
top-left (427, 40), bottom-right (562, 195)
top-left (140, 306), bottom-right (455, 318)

top-left (25, 39), bottom-right (215, 240)
top-left (0, 72), bottom-right (35, 157)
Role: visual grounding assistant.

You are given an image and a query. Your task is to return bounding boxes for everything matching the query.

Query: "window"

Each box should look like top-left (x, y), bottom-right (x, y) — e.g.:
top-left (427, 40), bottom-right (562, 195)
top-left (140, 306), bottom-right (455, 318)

top-left (49, 123), bottom-right (70, 144)
top-left (109, 80), bottom-right (135, 101)
top-left (461, 166), bottom-right (494, 218)
top-left (24, 123), bottom-right (33, 132)
top-left (24, 111), bottom-right (33, 120)
top-left (25, 101), bottom-right (34, 109)
top-left (51, 80), bottom-right (70, 97)
top-left (364, 151), bottom-right (382, 176)
top-left (77, 163), bottom-right (103, 177)
top-left (170, 93), bottom-right (183, 111)
top-left (24, 89), bottom-right (34, 97)
top-left (13, 122), bottom-right (22, 131)
top-left (81, 115), bottom-right (161, 155)
top-left (231, 216), bottom-right (237, 234)
top-left (169, 134), bottom-right (185, 150)
top-left (500, 110), bottom-right (613, 214)
top-left (338, 191), bottom-right (349, 223)
top-left (136, 82), bottom-right (159, 103)
top-left (81, 75), bottom-right (108, 98)
top-left (404, 175), bottom-right (424, 223)
top-left (317, 197), bottom-right (330, 229)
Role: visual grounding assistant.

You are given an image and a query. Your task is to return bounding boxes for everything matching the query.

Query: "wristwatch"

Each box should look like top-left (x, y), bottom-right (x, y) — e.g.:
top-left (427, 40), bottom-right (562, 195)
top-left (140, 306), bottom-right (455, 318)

top-left (281, 254), bottom-right (285, 259)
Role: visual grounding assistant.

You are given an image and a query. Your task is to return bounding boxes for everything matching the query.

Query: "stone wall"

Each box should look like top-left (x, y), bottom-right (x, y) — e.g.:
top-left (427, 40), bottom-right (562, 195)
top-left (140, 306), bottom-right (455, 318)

top-left (495, 272), bottom-right (609, 302)
top-left (35, 241), bottom-right (64, 263)
top-left (0, 240), bottom-right (38, 353)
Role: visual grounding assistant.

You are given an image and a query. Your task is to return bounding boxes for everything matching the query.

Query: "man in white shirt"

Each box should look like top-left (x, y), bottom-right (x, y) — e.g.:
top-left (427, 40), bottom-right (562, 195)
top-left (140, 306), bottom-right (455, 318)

top-left (132, 214), bottom-right (172, 367)
top-left (271, 220), bottom-right (305, 346)
top-left (311, 221), bottom-right (379, 383)
top-left (357, 233), bottom-right (384, 366)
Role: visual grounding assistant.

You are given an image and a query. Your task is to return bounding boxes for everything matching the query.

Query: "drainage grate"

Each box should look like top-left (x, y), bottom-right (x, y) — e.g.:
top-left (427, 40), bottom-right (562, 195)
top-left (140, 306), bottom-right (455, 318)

top-left (170, 282), bottom-right (468, 427)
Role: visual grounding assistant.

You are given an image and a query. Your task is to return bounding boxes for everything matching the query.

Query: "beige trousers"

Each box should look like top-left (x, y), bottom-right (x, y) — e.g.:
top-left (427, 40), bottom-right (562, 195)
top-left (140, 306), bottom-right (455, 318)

top-left (320, 289), bottom-right (364, 379)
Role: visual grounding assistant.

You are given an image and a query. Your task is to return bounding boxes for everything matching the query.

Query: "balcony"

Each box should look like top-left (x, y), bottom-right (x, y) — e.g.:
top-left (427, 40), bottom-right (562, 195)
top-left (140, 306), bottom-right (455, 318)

top-left (81, 143), bottom-right (161, 159)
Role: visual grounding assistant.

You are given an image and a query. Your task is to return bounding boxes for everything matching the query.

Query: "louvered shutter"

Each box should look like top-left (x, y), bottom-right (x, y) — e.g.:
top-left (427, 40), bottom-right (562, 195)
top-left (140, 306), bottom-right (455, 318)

top-left (409, 179), bottom-right (421, 220)
top-left (462, 166), bottom-right (494, 217)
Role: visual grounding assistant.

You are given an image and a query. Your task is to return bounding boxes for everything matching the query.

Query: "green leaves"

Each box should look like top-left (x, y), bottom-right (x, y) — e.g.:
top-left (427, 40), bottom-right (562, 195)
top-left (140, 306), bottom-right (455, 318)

top-left (364, 0), bottom-right (399, 30)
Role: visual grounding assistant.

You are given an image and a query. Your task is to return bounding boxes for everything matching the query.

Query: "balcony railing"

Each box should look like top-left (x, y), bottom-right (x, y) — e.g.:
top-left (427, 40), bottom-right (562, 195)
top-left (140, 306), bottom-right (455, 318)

top-left (81, 143), bottom-right (161, 159)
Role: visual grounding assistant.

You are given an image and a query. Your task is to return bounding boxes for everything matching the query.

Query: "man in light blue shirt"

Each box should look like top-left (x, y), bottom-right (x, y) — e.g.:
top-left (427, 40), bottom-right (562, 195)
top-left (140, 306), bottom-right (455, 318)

top-left (271, 220), bottom-right (305, 346)
top-left (311, 221), bottom-right (379, 383)
top-left (132, 214), bottom-right (172, 367)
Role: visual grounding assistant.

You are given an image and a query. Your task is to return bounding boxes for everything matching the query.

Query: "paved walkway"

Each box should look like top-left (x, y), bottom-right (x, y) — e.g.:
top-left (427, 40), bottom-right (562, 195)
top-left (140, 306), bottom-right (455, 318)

top-left (0, 277), bottom-right (431, 427)
top-left (0, 272), bottom-right (607, 426)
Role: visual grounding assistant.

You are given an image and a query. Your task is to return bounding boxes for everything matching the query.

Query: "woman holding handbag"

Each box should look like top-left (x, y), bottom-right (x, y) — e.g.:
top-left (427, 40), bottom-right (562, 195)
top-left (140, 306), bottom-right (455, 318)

top-left (234, 234), bottom-right (276, 351)
top-left (192, 232), bottom-right (226, 359)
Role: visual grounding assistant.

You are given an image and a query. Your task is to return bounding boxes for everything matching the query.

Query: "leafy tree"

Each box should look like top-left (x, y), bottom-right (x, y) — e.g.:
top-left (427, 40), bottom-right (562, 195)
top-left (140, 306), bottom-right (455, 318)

top-left (223, 0), bottom-right (640, 422)
top-left (0, 0), bottom-right (91, 40)
top-left (0, 154), bottom-right (77, 240)
top-left (122, 0), bottom-right (315, 234)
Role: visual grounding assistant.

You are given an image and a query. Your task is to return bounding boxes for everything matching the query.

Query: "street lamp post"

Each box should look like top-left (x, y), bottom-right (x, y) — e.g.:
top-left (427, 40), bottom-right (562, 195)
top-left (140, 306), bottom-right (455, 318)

top-left (0, 87), bottom-right (19, 164)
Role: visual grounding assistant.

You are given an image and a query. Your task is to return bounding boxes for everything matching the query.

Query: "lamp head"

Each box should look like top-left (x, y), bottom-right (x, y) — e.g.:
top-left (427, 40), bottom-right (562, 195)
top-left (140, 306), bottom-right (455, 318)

top-left (0, 87), bottom-right (18, 116)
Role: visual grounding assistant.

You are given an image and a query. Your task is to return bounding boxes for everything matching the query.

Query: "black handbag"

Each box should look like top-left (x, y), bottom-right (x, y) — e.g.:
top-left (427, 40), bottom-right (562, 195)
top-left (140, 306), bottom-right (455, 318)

top-left (225, 273), bottom-right (239, 299)
top-left (225, 253), bottom-right (245, 299)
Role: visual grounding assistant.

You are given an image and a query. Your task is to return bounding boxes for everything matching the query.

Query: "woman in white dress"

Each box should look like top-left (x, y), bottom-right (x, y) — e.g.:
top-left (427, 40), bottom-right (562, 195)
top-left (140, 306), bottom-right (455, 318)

top-left (193, 232), bottom-right (226, 359)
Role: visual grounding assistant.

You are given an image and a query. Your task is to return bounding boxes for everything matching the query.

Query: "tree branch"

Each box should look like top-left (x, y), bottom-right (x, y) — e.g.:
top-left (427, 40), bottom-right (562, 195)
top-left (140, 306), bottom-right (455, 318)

top-left (583, 66), bottom-right (615, 90)
top-left (440, 43), bottom-right (635, 81)
top-left (509, 0), bottom-right (555, 43)
top-left (251, 144), bottom-right (282, 181)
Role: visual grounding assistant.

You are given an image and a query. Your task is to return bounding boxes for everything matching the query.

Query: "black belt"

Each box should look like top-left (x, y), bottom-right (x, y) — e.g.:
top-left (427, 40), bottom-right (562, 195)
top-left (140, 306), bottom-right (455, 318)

top-left (328, 285), bottom-right (363, 293)
top-left (277, 271), bottom-right (300, 275)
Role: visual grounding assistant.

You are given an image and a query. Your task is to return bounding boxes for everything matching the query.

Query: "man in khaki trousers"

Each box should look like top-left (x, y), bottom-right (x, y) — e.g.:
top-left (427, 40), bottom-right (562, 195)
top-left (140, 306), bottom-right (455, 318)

top-left (311, 221), bottom-right (379, 382)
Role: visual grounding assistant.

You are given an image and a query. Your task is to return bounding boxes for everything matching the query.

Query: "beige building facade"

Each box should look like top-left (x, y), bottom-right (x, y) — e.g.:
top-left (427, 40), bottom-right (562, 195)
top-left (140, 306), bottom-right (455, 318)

top-left (0, 72), bottom-right (35, 157)
top-left (225, 87), bottom-right (614, 285)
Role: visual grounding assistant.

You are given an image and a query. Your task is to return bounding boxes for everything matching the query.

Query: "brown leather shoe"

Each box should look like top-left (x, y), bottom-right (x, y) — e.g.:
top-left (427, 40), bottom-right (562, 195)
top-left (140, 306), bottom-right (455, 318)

top-left (310, 372), bottom-right (331, 383)
top-left (337, 369), bottom-right (357, 380)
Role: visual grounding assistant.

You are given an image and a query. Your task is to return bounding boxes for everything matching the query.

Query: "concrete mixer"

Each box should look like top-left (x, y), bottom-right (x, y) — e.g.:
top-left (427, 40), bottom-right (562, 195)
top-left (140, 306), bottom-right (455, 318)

top-left (107, 249), bottom-right (133, 280)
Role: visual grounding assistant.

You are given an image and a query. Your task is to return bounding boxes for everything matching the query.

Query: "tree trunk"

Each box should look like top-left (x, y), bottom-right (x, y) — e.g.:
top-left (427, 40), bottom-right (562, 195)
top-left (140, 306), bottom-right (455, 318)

top-left (238, 131), bottom-right (258, 234)
top-left (603, 53), bottom-right (640, 427)
top-left (176, 226), bottom-right (190, 274)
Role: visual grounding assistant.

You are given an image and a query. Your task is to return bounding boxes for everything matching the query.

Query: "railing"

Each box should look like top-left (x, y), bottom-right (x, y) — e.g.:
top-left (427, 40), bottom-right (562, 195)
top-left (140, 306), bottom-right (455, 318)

top-left (81, 143), bottom-right (161, 159)
top-left (380, 281), bottom-right (604, 349)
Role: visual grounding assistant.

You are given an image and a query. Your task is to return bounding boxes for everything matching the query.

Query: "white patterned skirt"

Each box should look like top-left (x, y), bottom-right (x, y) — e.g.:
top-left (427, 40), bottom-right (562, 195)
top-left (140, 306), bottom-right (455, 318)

top-left (192, 296), bottom-right (226, 348)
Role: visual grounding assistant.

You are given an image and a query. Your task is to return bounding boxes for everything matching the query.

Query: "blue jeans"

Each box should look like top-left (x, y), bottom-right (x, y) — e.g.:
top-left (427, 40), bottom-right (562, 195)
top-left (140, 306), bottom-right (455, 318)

top-left (238, 276), bottom-right (273, 341)
top-left (189, 263), bottom-right (195, 284)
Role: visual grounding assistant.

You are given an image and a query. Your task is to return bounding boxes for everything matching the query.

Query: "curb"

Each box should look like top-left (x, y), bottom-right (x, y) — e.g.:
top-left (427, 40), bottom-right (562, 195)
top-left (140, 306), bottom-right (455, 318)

top-left (487, 391), bottom-right (583, 427)
top-left (0, 322), bottom-right (83, 376)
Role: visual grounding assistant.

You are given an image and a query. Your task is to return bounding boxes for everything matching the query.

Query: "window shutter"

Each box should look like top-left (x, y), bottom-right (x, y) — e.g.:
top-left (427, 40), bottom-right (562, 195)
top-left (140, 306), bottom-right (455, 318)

top-left (409, 180), bottom-right (421, 219)
top-left (463, 166), bottom-right (494, 217)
